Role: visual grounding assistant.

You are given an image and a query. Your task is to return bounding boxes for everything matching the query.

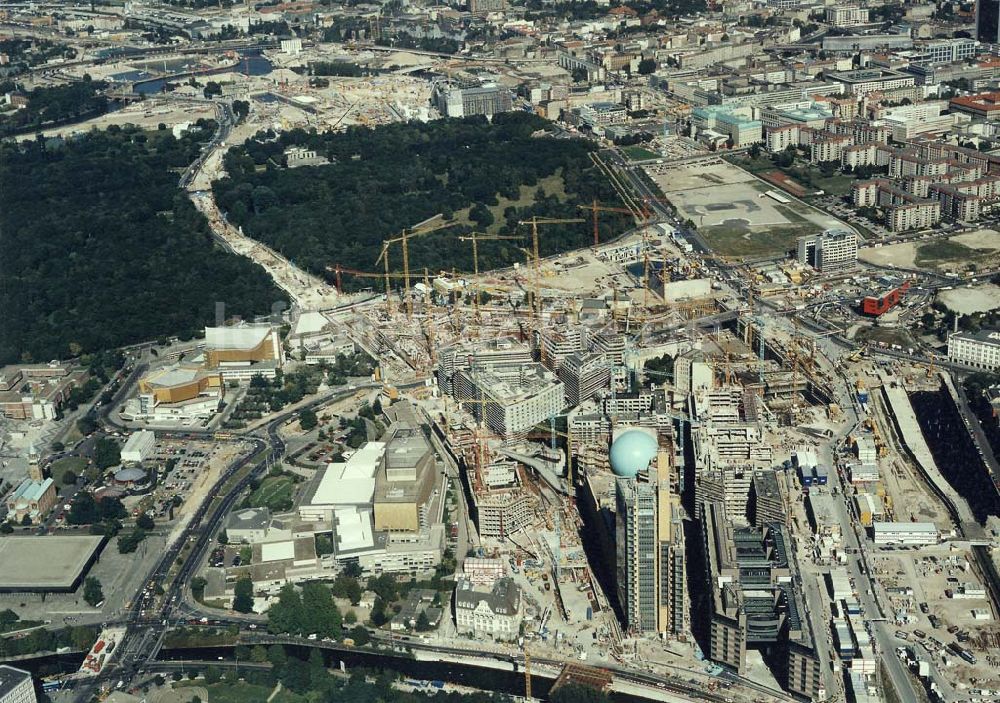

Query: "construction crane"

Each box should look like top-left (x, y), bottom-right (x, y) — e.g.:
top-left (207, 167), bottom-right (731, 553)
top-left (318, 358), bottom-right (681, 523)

top-left (517, 216), bottom-right (584, 322)
top-left (325, 264), bottom-right (413, 298)
top-left (524, 646), bottom-right (532, 701)
top-left (457, 232), bottom-right (523, 321)
top-left (376, 218), bottom-right (455, 319)
top-left (578, 199), bottom-right (637, 248)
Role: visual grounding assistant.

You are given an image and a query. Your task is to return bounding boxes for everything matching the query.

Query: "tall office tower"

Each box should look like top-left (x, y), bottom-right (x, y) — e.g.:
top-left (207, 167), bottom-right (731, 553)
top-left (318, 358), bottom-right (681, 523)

top-left (615, 449), bottom-right (686, 635)
top-left (980, 0), bottom-right (1000, 42)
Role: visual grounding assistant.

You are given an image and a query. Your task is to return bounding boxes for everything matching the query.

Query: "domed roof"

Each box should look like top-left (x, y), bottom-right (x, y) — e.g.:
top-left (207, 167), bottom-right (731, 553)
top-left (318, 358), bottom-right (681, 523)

top-left (114, 467), bottom-right (147, 483)
top-left (609, 429), bottom-right (658, 478)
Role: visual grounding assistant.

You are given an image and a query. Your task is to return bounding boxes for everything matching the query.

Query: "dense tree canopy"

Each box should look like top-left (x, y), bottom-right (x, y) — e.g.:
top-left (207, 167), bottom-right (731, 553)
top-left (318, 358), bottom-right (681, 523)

top-left (213, 114), bottom-right (629, 290)
top-left (0, 78), bottom-right (109, 137)
top-left (267, 583), bottom-right (342, 638)
top-left (0, 126), bottom-right (281, 365)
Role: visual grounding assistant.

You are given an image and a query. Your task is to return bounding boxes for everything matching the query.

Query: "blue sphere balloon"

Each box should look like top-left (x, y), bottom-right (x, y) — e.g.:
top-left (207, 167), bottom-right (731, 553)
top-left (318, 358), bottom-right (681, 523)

top-left (609, 429), bottom-right (658, 478)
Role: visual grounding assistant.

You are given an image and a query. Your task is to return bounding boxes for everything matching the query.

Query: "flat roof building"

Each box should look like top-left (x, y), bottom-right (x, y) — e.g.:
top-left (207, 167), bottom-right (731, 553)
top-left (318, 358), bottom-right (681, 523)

top-left (872, 521), bottom-right (939, 545)
top-left (797, 229), bottom-right (858, 274)
top-left (121, 430), bottom-right (155, 464)
top-left (701, 502), bottom-right (821, 699)
top-left (299, 442), bottom-right (386, 521)
top-left (452, 362), bottom-right (564, 439)
top-left (948, 328), bottom-right (1000, 371)
top-left (204, 323), bottom-right (284, 380)
top-left (0, 665), bottom-right (35, 703)
top-left (374, 424), bottom-right (438, 533)
top-left (0, 536), bottom-right (105, 592)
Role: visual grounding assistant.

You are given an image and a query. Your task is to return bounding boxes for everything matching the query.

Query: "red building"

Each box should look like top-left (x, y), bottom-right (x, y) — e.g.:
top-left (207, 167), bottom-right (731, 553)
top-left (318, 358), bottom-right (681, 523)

top-left (861, 280), bottom-right (910, 316)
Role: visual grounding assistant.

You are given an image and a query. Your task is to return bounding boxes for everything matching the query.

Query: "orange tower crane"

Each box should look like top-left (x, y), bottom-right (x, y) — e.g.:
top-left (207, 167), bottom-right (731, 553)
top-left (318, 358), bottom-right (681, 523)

top-left (578, 199), bottom-right (637, 247)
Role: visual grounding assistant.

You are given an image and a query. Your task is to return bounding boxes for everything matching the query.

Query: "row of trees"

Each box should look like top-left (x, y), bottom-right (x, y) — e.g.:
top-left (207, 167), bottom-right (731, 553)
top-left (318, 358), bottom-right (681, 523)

top-left (1, 126), bottom-right (281, 365)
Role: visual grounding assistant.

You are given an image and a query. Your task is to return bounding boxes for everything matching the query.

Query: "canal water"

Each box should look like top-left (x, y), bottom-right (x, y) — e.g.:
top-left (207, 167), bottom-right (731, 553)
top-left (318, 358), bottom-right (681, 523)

top-left (134, 50), bottom-right (273, 96)
top-left (14, 645), bottom-right (656, 702)
top-left (909, 386), bottom-right (1000, 524)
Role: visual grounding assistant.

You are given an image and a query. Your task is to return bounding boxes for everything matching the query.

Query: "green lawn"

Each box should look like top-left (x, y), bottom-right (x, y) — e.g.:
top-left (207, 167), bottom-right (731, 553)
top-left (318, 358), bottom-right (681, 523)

top-left (451, 171), bottom-right (567, 236)
top-left (699, 220), bottom-right (810, 257)
top-left (622, 145), bottom-right (660, 162)
top-left (175, 681), bottom-right (305, 703)
top-left (855, 327), bottom-right (915, 349)
top-left (48, 456), bottom-right (89, 486)
top-left (248, 475), bottom-right (295, 511)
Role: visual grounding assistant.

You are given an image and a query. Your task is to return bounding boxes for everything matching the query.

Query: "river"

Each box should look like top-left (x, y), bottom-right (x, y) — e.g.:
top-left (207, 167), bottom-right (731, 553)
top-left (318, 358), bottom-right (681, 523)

top-left (134, 50), bottom-right (274, 96)
top-left (13, 645), bottom-right (655, 702)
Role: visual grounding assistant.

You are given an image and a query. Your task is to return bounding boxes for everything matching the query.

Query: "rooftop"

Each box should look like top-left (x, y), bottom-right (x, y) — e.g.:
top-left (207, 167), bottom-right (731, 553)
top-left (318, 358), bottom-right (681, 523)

top-left (306, 442), bottom-right (385, 507)
top-left (0, 666), bottom-right (31, 699)
top-left (0, 536), bottom-right (104, 591)
top-left (204, 324), bottom-right (274, 350)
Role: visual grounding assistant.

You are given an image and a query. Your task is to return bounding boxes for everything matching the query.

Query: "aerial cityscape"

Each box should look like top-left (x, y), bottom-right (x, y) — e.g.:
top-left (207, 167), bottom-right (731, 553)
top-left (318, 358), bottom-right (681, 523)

top-left (3, 1), bottom-right (1000, 703)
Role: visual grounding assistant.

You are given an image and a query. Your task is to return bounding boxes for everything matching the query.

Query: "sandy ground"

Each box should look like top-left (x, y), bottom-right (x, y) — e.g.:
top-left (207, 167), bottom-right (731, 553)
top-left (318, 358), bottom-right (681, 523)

top-left (858, 241), bottom-right (919, 268)
top-left (950, 229), bottom-right (1000, 250)
top-left (937, 283), bottom-right (1000, 314)
top-left (15, 101), bottom-right (215, 142)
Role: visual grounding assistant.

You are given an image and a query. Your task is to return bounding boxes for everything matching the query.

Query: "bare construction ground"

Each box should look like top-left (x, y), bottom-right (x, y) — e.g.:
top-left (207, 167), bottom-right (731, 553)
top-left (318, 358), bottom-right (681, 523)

top-left (645, 159), bottom-right (848, 256)
top-left (860, 230), bottom-right (1000, 272)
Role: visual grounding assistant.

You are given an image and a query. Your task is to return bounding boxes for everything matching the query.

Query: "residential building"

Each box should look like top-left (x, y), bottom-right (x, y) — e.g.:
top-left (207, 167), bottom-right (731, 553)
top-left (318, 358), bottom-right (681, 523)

top-left (823, 69), bottom-right (916, 97)
top-left (0, 363), bottom-right (90, 420)
top-left (226, 508), bottom-right (271, 544)
top-left (825, 6), bottom-right (869, 27)
top-left (558, 352), bottom-right (611, 406)
top-left (454, 577), bottom-right (522, 641)
top-left (950, 92), bottom-right (1000, 120)
top-left (701, 503), bottom-right (821, 699)
top-left (615, 450), bottom-right (686, 636)
top-left (948, 329), bottom-right (1000, 370)
top-left (434, 82), bottom-right (512, 118)
top-left (468, 0), bottom-right (506, 15)
top-left (751, 470), bottom-right (786, 529)
top-left (796, 229), bottom-right (858, 274)
top-left (917, 38), bottom-right (979, 64)
top-left (0, 666), bottom-right (35, 703)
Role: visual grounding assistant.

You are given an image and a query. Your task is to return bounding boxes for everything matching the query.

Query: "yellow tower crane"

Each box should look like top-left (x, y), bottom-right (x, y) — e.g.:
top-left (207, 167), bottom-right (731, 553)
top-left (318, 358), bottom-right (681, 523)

top-left (457, 232), bottom-right (524, 322)
top-left (375, 218), bottom-right (455, 319)
top-left (517, 216), bottom-right (584, 322)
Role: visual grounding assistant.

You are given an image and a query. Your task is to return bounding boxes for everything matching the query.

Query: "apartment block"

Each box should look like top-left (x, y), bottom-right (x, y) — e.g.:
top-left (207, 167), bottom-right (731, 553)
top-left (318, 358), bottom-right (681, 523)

top-left (948, 329), bottom-right (1000, 370)
top-left (825, 6), bottom-right (869, 26)
top-left (452, 362), bottom-right (564, 439)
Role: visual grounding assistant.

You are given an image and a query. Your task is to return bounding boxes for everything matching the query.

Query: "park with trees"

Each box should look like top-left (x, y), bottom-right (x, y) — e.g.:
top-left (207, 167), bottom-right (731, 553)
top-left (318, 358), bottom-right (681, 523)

top-left (212, 113), bottom-right (630, 291)
top-left (0, 125), bottom-right (281, 365)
